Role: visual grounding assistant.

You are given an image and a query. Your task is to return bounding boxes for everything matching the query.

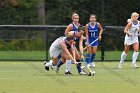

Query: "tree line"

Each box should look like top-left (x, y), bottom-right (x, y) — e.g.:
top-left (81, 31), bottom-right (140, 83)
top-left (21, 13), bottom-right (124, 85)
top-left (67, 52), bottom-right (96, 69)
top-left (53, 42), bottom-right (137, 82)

top-left (0, 0), bottom-right (140, 51)
top-left (1, 0), bottom-right (140, 25)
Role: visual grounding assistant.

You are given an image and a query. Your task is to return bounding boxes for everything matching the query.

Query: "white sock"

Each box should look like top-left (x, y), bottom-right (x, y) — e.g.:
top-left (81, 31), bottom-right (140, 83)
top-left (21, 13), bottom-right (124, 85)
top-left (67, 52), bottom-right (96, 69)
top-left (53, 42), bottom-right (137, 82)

top-left (45, 60), bottom-right (53, 67)
top-left (132, 52), bottom-right (139, 64)
top-left (90, 62), bottom-right (95, 67)
top-left (65, 60), bottom-right (71, 72)
top-left (120, 51), bottom-right (127, 64)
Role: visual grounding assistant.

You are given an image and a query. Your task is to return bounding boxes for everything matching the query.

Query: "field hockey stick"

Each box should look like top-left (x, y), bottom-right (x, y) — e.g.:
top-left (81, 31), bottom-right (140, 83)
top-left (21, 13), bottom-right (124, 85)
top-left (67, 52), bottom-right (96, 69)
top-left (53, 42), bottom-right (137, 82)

top-left (83, 38), bottom-right (99, 51)
top-left (81, 58), bottom-right (92, 72)
top-left (81, 58), bottom-right (93, 76)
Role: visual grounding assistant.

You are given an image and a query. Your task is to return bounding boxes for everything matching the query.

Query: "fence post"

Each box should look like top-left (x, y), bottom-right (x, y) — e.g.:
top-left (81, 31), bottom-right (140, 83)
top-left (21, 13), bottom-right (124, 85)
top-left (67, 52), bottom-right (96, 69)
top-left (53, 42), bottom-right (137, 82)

top-left (101, 30), bottom-right (105, 62)
top-left (46, 31), bottom-right (49, 61)
top-left (101, 0), bottom-right (105, 62)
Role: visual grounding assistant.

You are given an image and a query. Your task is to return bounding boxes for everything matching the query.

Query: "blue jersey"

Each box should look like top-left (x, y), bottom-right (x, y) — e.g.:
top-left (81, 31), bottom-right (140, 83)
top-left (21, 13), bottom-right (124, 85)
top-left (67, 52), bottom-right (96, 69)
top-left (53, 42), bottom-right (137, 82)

top-left (71, 23), bottom-right (80, 42)
top-left (88, 22), bottom-right (99, 46)
top-left (73, 31), bottom-right (79, 41)
top-left (71, 22), bottom-right (80, 32)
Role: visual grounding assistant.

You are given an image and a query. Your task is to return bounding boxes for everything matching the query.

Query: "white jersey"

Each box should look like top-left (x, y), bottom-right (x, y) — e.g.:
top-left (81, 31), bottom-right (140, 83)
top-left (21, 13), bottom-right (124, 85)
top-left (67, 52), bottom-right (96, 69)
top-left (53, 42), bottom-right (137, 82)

top-left (124, 21), bottom-right (140, 45)
top-left (49, 37), bottom-right (66, 58)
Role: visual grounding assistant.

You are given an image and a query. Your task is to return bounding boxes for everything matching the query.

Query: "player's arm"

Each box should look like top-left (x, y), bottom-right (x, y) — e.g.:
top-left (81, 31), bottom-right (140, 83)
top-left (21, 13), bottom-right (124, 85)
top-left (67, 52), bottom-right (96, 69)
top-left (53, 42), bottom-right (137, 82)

top-left (79, 35), bottom-right (84, 58)
top-left (85, 24), bottom-right (89, 45)
top-left (138, 21), bottom-right (140, 36)
top-left (65, 24), bottom-right (73, 35)
top-left (124, 22), bottom-right (132, 36)
top-left (59, 41), bottom-right (77, 64)
top-left (68, 31), bottom-right (76, 60)
top-left (97, 22), bottom-right (103, 41)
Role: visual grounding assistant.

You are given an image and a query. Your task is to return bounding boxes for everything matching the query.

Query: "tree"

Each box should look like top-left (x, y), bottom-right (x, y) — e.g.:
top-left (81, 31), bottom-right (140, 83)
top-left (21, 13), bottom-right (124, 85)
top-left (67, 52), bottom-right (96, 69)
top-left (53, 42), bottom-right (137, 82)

top-left (37, 0), bottom-right (46, 25)
top-left (0, 0), bottom-right (18, 6)
top-left (9, 0), bottom-right (18, 6)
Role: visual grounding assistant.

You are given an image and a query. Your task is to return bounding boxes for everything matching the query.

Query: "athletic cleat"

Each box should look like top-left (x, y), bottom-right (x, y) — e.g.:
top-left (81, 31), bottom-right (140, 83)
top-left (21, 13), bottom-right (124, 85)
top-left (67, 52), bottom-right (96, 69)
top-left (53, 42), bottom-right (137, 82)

top-left (45, 66), bottom-right (49, 71)
top-left (131, 63), bottom-right (139, 68)
top-left (90, 62), bottom-right (95, 68)
top-left (51, 65), bottom-right (54, 69)
top-left (118, 63), bottom-right (123, 68)
top-left (64, 71), bottom-right (73, 75)
top-left (87, 64), bottom-right (90, 68)
top-left (79, 71), bottom-right (87, 75)
top-left (82, 66), bottom-right (92, 75)
top-left (44, 61), bottom-right (47, 65)
top-left (55, 66), bottom-right (59, 73)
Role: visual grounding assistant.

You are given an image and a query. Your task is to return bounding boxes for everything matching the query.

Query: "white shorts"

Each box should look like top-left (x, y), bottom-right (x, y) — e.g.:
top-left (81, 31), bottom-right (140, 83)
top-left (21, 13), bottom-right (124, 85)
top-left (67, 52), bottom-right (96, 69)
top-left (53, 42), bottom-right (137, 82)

top-left (124, 35), bottom-right (139, 45)
top-left (49, 47), bottom-right (62, 58)
top-left (49, 37), bottom-right (63, 58)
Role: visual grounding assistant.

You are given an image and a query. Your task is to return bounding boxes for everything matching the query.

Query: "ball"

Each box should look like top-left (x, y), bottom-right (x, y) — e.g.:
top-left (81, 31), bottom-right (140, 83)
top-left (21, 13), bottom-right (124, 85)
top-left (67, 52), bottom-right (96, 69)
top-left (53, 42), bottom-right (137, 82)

top-left (88, 71), bottom-right (95, 76)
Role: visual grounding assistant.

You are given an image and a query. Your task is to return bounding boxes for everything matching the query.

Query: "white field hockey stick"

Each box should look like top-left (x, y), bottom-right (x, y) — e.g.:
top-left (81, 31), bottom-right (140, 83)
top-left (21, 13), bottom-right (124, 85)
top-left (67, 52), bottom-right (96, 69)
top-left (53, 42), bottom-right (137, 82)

top-left (80, 58), bottom-right (93, 76)
top-left (83, 38), bottom-right (99, 51)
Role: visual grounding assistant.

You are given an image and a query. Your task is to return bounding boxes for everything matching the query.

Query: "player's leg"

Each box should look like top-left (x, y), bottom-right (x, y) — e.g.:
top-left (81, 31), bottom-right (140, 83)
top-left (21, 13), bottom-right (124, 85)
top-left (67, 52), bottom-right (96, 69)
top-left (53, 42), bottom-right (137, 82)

top-left (85, 46), bottom-right (91, 65)
top-left (90, 46), bottom-right (97, 67)
top-left (119, 45), bottom-right (129, 68)
top-left (50, 54), bottom-right (62, 69)
top-left (44, 47), bottom-right (60, 71)
top-left (45, 57), bottom-right (58, 71)
top-left (74, 48), bottom-right (87, 75)
top-left (131, 42), bottom-right (139, 68)
top-left (56, 56), bottom-right (66, 73)
top-left (89, 38), bottom-right (98, 67)
top-left (61, 50), bottom-right (73, 75)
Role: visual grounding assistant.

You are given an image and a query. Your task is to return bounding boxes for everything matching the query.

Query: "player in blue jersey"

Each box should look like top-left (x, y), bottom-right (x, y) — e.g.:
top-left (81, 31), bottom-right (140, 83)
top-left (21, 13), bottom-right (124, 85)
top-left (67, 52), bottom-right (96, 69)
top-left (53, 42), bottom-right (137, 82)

top-left (85, 14), bottom-right (103, 68)
top-left (64, 13), bottom-right (84, 59)
top-left (65, 12), bottom-right (81, 35)
top-left (55, 13), bottom-right (86, 75)
top-left (56, 25), bottom-right (86, 75)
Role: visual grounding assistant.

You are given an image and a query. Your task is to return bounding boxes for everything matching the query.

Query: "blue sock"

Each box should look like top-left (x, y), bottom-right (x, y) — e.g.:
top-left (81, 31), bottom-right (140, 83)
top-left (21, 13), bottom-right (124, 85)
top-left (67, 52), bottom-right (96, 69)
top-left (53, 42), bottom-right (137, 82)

top-left (76, 59), bottom-right (82, 73)
top-left (57, 60), bottom-right (64, 67)
top-left (90, 54), bottom-right (96, 63)
top-left (86, 54), bottom-right (90, 64)
top-left (57, 54), bottom-right (61, 59)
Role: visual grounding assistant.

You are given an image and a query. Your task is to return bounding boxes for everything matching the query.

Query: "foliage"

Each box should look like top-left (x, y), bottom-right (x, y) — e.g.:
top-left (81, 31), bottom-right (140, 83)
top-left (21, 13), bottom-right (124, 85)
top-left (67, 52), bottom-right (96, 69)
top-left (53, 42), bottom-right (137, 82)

top-left (0, 0), bottom-right (38, 25)
top-left (0, 0), bottom-right (140, 51)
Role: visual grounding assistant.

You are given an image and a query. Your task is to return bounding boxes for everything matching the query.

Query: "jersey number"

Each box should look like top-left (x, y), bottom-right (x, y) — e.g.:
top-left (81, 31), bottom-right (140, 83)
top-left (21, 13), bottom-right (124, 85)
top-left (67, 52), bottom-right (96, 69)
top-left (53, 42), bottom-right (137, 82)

top-left (91, 32), bottom-right (96, 37)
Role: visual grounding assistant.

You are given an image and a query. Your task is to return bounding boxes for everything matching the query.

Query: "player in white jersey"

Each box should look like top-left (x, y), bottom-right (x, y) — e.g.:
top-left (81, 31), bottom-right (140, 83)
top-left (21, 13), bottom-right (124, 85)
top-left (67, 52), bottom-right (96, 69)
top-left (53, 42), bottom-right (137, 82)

top-left (119, 12), bottom-right (140, 68)
top-left (56, 26), bottom-right (87, 75)
top-left (44, 34), bottom-right (77, 71)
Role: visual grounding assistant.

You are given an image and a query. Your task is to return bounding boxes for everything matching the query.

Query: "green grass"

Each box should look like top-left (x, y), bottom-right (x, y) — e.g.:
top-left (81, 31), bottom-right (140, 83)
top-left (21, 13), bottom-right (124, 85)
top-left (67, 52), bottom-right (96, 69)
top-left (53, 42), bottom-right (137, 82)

top-left (104, 51), bottom-right (140, 60)
top-left (0, 61), bottom-right (140, 93)
top-left (0, 51), bottom-right (139, 61)
top-left (0, 51), bottom-right (46, 60)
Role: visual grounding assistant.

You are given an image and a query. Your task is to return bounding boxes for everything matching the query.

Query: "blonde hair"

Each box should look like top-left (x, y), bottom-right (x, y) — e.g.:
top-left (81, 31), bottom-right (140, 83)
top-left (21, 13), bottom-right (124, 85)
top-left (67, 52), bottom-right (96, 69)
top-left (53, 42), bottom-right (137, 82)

top-left (127, 12), bottom-right (139, 22)
top-left (131, 12), bottom-right (139, 18)
top-left (66, 33), bottom-right (74, 41)
top-left (127, 18), bottom-right (132, 22)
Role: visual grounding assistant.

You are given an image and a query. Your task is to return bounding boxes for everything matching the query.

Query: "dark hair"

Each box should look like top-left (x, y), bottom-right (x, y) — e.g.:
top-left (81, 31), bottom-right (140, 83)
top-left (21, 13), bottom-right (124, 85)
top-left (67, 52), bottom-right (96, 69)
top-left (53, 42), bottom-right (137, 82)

top-left (77, 25), bottom-right (84, 32)
top-left (90, 14), bottom-right (97, 18)
top-left (66, 33), bottom-right (74, 41)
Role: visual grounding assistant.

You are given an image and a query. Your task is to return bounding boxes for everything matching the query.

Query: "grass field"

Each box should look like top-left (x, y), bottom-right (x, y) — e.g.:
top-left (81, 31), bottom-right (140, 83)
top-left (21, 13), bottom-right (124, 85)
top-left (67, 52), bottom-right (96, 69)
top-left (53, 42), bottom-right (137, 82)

top-left (0, 51), bottom-right (140, 61)
top-left (0, 61), bottom-right (140, 93)
top-left (0, 51), bottom-right (46, 60)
